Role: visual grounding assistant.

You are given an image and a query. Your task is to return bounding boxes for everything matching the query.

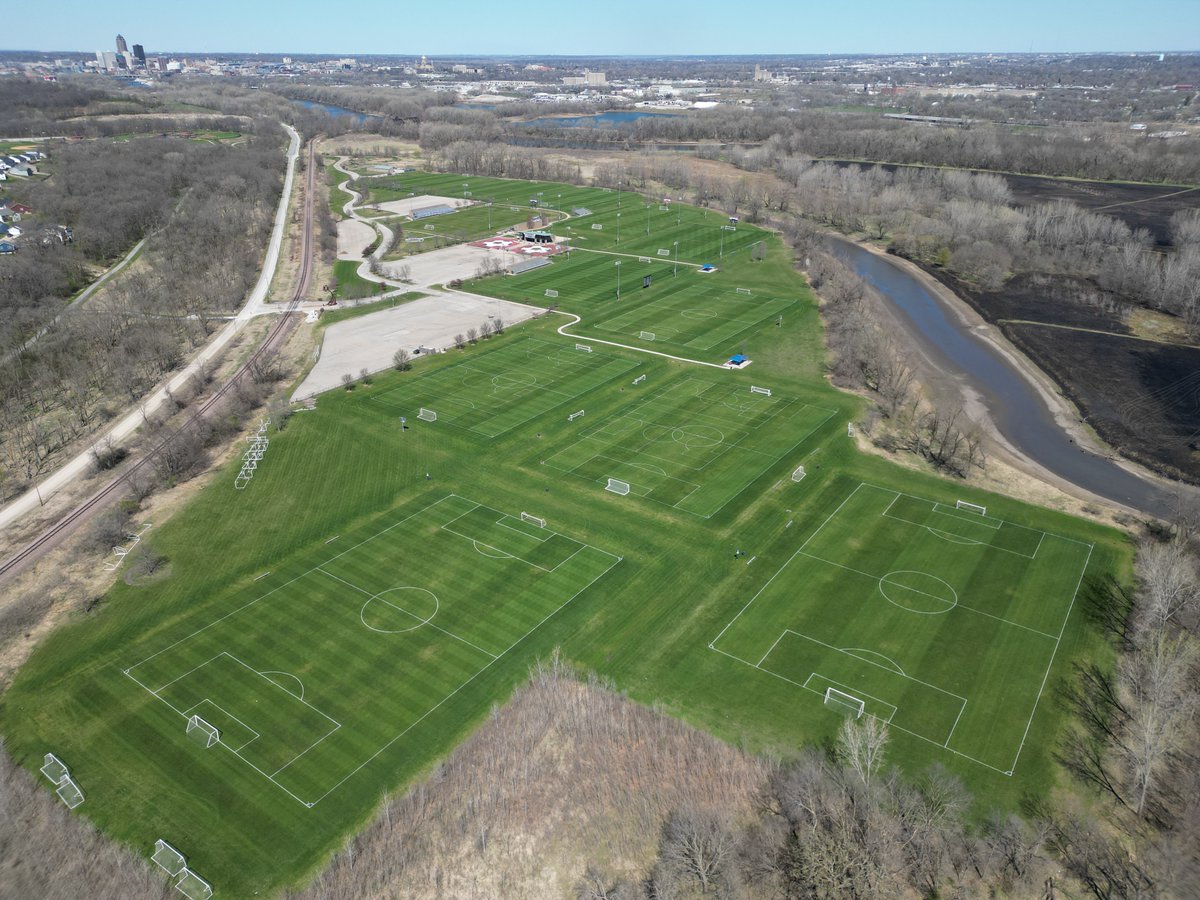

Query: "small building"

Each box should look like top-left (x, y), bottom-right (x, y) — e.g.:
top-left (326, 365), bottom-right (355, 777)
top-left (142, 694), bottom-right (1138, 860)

top-left (410, 204), bottom-right (454, 220)
top-left (519, 230), bottom-right (554, 243)
top-left (0, 241), bottom-right (16, 255)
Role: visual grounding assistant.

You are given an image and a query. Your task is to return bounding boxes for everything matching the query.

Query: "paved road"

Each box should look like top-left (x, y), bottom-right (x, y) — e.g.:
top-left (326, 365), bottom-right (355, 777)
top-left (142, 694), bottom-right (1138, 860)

top-left (0, 125), bottom-right (302, 535)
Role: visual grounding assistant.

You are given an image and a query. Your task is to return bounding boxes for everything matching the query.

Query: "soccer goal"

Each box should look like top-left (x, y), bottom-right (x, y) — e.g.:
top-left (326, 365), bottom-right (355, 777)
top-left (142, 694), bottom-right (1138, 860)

top-left (40, 753), bottom-right (69, 785)
top-left (736, 287), bottom-right (752, 295)
top-left (520, 512), bottom-right (546, 528)
top-left (152, 840), bottom-right (187, 877)
top-left (605, 478), bottom-right (631, 496)
top-left (657, 248), bottom-right (670, 257)
top-left (750, 385), bottom-right (772, 397)
top-left (186, 716), bottom-right (219, 749)
top-left (791, 465), bottom-right (806, 482)
top-left (568, 409), bottom-right (585, 422)
top-left (639, 331), bottom-right (656, 341)
top-left (955, 500), bottom-right (987, 516)
top-left (418, 408), bottom-right (437, 422)
top-left (544, 289), bottom-right (559, 298)
top-left (639, 256), bottom-right (652, 263)
top-left (575, 343), bottom-right (593, 352)
top-left (824, 687), bottom-right (865, 718)
top-left (55, 776), bottom-right (85, 809)
top-left (632, 374), bottom-right (646, 385)
top-left (175, 869), bottom-right (213, 900)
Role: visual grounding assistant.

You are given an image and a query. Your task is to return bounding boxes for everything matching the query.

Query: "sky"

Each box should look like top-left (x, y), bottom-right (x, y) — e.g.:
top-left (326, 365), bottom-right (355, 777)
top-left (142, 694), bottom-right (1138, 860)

top-left (6, 0), bottom-right (1198, 56)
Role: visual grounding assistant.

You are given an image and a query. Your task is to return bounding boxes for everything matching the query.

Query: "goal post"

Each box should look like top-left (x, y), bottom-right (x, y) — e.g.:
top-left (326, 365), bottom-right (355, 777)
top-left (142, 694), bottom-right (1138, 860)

top-left (186, 716), bottom-right (219, 749)
top-left (520, 512), bottom-right (546, 528)
top-left (605, 478), bottom-right (631, 496)
top-left (568, 409), bottom-right (585, 422)
top-left (544, 289), bottom-right (559, 298)
top-left (40, 753), bottom-right (70, 785)
top-left (575, 343), bottom-right (592, 352)
top-left (417, 408), bottom-right (437, 422)
top-left (56, 776), bottom-right (85, 809)
top-left (750, 385), bottom-right (772, 397)
top-left (736, 287), bottom-right (752, 295)
top-left (955, 500), bottom-right (987, 516)
top-left (152, 840), bottom-right (187, 877)
top-left (639, 331), bottom-right (656, 341)
top-left (175, 869), bottom-right (213, 900)
top-left (824, 687), bottom-right (865, 719)
top-left (632, 374), bottom-right (646, 385)
top-left (791, 465), bottom-right (806, 482)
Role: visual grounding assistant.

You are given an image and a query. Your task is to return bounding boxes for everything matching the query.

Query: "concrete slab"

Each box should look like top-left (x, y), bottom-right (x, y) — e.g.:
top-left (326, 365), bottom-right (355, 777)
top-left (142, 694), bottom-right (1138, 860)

top-left (379, 244), bottom-right (515, 288)
top-left (292, 292), bottom-right (543, 400)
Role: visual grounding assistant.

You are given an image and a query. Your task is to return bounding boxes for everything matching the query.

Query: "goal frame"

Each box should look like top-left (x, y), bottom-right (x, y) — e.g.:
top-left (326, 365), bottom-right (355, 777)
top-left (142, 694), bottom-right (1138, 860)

top-left (955, 499), bottom-right (987, 516)
top-left (824, 686), bottom-right (865, 718)
top-left (605, 478), bottom-right (631, 496)
top-left (520, 512), bottom-right (546, 528)
top-left (417, 408), bottom-right (437, 422)
top-left (152, 839), bottom-right (187, 877)
top-left (750, 385), bottom-right (772, 397)
top-left (575, 343), bottom-right (592, 352)
top-left (791, 465), bottom-right (806, 482)
top-left (639, 331), bottom-right (656, 341)
top-left (186, 715), bottom-right (219, 748)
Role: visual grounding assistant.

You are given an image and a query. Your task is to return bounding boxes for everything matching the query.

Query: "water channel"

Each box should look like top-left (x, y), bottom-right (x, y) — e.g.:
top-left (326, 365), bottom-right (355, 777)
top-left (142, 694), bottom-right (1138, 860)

top-left (827, 238), bottom-right (1186, 520)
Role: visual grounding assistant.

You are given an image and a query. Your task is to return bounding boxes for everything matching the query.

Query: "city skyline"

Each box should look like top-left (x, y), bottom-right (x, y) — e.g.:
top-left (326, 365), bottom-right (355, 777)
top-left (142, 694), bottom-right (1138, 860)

top-left (3, 0), bottom-right (1199, 56)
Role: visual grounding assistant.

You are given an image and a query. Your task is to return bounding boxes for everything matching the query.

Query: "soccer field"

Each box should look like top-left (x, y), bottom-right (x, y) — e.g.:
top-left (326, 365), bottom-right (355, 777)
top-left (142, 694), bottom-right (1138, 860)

top-left (711, 482), bottom-right (1093, 774)
top-left (545, 377), bottom-right (834, 517)
top-left (368, 336), bottom-right (639, 437)
top-left (125, 494), bottom-right (619, 806)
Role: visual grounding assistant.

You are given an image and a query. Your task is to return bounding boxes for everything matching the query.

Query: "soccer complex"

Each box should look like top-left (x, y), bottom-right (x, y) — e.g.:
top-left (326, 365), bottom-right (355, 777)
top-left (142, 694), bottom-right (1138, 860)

top-left (0, 171), bottom-right (1118, 896)
top-left (711, 482), bottom-right (1093, 775)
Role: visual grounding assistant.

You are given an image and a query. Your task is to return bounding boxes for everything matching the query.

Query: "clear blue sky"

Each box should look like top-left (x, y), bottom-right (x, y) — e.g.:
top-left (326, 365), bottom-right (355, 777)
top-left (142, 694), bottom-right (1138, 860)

top-left (7, 0), bottom-right (1198, 55)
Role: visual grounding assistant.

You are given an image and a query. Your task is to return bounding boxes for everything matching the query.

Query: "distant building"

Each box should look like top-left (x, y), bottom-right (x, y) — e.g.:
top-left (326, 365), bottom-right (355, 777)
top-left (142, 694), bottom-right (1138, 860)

top-left (116, 34), bottom-right (128, 54)
top-left (96, 50), bottom-right (119, 71)
top-left (753, 64), bottom-right (771, 82)
top-left (132, 44), bottom-right (146, 66)
top-left (563, 70), bottom-right (606, 87)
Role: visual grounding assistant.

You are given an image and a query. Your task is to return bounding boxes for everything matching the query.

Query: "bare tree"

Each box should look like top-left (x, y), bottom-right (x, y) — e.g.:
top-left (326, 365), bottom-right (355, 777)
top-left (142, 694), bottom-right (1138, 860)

top-left (453, 333), bottom-right (466, 350)
top-left (341, 372), bottom-right (354, 390)
top-left (654, 805), bottom-right (737, 895)
top-left (1136, 539), bottom-right (1200, 631)
top-left (359, 367), bottom-right (372, 385)
top-left (837, 714), bottom-right (889, 786)
top-left (392, 348), bottom-right (412, 370)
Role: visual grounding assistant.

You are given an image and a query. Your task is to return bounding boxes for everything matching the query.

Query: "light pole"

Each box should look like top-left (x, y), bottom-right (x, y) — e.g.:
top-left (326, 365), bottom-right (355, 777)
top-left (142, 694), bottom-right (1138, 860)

top-left (720, 227), bottom-right (724, 259)
top-left (645, 203), bottom-right (651, 235)
top-left (673, 240), bottom-right (679, 277)
top-left (486, 201), bottom-right (492, 230)
top-left (615, 260), bottom-right (621, 299)
top-left (616, 212), bottom-right (620, 244)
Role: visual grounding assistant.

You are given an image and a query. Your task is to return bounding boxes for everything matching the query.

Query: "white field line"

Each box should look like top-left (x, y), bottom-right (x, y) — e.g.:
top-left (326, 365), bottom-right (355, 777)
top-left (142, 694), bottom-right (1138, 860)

top-left (709, 484), bottom-right (866, 648)
top-left (1007, 542), bottom-right (1095, 776)
top-left (553, 312), bottom-right (727, 369)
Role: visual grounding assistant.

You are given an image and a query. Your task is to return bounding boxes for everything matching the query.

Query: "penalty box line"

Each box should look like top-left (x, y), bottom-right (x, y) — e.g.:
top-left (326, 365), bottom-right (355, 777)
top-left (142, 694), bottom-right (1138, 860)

top-left (707, 642), bottom-right (1010, 776)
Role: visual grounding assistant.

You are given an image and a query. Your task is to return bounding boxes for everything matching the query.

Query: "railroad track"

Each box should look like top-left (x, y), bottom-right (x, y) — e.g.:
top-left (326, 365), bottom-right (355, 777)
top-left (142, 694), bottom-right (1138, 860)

top-left (0, 139), bottom-right (318, 582)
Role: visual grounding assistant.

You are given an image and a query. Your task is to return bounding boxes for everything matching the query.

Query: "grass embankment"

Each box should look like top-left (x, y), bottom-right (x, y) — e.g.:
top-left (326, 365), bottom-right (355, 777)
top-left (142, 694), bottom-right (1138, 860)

top-left (0, 174), bottom-right (1129, 896)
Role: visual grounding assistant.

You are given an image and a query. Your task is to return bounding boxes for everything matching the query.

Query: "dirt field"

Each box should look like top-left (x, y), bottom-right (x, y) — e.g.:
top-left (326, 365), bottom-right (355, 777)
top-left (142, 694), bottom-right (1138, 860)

top-left (336, 219), bottom-right (375, 260)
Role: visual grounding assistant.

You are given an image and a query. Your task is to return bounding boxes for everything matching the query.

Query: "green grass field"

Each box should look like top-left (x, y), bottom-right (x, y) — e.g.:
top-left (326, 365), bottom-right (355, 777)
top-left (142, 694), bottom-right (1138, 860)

top-left (0, 171), bottom-right (1127, 896)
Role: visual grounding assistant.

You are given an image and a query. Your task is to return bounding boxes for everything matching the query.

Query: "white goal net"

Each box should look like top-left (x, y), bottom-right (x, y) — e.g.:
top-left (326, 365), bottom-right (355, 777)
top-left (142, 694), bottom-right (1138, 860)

top-left (418, 408), bottom-right (437, 422)
top-left (605, 478), bottom-right (631, 496)
top-left (575, 343), bottom-right (592, 352)
top-left (175, 869), bottom-right (213, 900)
top-left (568, 409), bottom-right (585, 422)
top-left (639, 331), bottom-right (656, 341)
top-left (750, 386), bottom-right (772, 396)
top-left (152, 840), bottom-right (187, 876)
top-left (544, 289), bottom-right (559, 298)
top-left (791, 465), bottom-right (806, 482)
top-left (520, 512), bottom-right (546, 528)
top-left (824, 687), bottom-right (865, 718)
top-left (186, 716), bottom-right (219, 748)
top-left (955, 500), bottom-right (987, 516)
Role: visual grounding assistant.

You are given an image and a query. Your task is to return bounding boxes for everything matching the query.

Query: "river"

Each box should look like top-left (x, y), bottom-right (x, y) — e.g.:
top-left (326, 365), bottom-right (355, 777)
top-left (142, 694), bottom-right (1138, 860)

top-left (290, 99), bottom-right (383, 124)
top-left (827, 238), bottom-right (1187, 520)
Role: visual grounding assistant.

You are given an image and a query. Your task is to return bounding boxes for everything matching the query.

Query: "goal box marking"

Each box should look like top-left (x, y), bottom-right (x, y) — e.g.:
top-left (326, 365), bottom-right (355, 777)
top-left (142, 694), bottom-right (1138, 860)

top-left (418, 408), bottom-right (437, 422)
top-left (520, 512), bottom-right (546, 528)
top-left (750, 385), bottom-right (771, 396)
top-left (605, 478), bottom-right (631, 496)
